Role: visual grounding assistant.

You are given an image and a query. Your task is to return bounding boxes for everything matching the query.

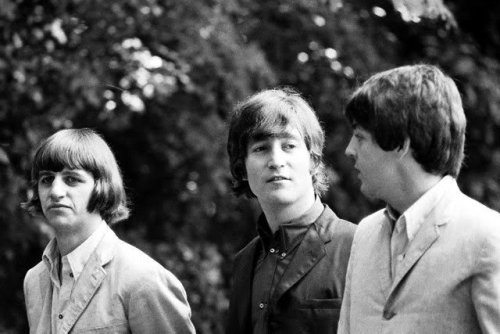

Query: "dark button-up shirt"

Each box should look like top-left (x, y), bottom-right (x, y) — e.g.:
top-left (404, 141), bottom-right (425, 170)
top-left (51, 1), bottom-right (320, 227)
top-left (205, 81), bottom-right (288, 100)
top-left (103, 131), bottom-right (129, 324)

top-left (251, 198), bottom-right (324, 334)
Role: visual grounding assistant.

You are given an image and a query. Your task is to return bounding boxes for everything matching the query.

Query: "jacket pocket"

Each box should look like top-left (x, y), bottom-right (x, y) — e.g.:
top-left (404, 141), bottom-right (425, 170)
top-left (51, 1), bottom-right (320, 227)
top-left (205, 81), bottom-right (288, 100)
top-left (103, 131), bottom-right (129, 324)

top-left (72, 322), bottom-right (129, 333)
top-left (299, 298), bottom-right (342, 309)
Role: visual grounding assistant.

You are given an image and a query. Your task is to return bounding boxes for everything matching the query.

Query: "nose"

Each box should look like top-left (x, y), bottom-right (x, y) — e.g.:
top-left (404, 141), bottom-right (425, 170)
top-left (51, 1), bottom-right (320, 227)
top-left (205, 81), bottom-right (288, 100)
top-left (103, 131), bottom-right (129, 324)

top-left (345, 137), bottom-right (356, 159)
top-left (267, 145), bottom-right (285, 169)
top-left (49, 177), bottom-right (66, 199)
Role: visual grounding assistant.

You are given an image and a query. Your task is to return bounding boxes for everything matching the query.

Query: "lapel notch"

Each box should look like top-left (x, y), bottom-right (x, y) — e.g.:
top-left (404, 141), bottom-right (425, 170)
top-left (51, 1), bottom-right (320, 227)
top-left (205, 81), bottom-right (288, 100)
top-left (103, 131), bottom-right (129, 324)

top-left (271, 224), bottom-right (326, 302)
top-left (388, 219), bottom-right (441, 298)
top-left (58, 228), bottom-right (116, 334)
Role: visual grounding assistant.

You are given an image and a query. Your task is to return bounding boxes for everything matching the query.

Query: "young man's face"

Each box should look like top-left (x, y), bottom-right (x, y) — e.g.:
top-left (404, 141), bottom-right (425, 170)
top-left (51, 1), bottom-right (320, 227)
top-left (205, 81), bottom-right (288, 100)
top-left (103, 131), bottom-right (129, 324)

top-left (245, 126), bottom-right (315, 208)
top-left (345, 126), bottom-right (398, 202)
top-left (38, 167), bottom-right (98, 232)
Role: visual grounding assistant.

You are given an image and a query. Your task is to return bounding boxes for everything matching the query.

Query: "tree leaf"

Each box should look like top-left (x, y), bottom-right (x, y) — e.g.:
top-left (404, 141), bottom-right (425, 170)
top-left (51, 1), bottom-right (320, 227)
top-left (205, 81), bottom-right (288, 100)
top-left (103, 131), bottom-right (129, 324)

top-left (392, 0), bottom-right (457, 27)
top-left (0, 147), bottom-right (10, 165)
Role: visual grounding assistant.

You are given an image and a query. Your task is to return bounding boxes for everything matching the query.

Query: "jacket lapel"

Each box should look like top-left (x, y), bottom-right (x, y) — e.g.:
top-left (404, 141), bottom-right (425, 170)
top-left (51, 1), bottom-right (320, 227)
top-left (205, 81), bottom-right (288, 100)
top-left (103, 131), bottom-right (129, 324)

top-left (389, 220), bottom-right (440, 294)
top-left (375, 219), bottom-right (394, 299)
top-left (388, 201), bottom-right (452, 299)
top-left (383, 178), bottom-right (459, 311)
top-left (59, 227), bottom-right (116, 334)
top-left (271, 223), bottom-right (326, 302)
top-left (230, 239), bottom-right (259, 334)
top-left (35, 271), bottom-right (53, 334)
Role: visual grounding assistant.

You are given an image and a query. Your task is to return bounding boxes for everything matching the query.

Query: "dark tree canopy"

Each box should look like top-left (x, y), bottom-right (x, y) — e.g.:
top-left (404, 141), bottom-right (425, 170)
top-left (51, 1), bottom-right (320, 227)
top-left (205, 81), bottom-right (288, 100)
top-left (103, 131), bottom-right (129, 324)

top-left (1, 0), bottom-right (500, 332)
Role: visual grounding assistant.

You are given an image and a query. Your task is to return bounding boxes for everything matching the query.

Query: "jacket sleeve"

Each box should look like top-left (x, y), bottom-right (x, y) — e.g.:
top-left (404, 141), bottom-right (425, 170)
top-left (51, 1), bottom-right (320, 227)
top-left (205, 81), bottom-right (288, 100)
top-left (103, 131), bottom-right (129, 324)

top-left (23, 269), bottom-right (33, 330)
top-left (127, 268), bottom-right (196, 334)
top-left (472, 219), bottom-right (500, 334)
top-left (337, 248), bottom-right (353, 333)
top-left (337, 221), bottom-right (363, 334)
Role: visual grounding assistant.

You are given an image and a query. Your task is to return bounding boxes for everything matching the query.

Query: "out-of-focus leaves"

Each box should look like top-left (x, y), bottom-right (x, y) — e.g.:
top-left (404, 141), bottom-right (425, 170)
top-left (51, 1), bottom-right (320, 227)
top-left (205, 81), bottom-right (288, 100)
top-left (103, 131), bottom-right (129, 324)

top-left (0, 147), bottom-right (9, 165)
top-left (2, 0), bottom-right (500, 333)
top-left (321, 0), bottom-right (457, 27)
top-left (392, 0), bottom-right (457, 27)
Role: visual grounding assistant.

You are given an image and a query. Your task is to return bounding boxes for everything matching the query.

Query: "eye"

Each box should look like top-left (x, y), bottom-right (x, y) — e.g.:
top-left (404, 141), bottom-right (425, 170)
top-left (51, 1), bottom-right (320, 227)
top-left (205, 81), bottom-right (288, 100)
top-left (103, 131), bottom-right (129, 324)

top-left (353, 132), bottom-right (364, 141)
top-left (253, 146), bottom-right (264, 152)
top-left (283, 140), bottom-right (299, 150)
top-left (38, 175), bottom-right (53, 185)
top-left (250, 143), bottom-right (268, 153)
top-left (65, 176), bottom-right (81, 185)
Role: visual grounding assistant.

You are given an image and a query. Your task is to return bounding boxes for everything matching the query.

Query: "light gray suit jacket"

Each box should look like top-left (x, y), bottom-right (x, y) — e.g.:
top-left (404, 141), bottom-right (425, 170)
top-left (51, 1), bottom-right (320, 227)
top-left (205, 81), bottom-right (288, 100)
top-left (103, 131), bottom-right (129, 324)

top-left (338, 177), bottom-right (500, 333)
top-left (24, 226), bottom-right (196, 334)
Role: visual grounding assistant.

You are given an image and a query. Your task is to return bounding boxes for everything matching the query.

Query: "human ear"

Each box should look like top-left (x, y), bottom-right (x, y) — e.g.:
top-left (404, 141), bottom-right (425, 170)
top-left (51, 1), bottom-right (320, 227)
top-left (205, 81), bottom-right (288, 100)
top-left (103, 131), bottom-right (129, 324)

top-left (397, 138), bottom-right (412, 159)
top-left (309, 153), bottom-right (321, 174)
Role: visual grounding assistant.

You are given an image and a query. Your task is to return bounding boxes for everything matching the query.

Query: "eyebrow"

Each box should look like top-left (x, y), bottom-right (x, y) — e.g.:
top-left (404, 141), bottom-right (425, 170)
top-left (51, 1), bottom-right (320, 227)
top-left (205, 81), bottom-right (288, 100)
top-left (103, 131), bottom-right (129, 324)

top-left (38, 169), bottom-right (86, 177)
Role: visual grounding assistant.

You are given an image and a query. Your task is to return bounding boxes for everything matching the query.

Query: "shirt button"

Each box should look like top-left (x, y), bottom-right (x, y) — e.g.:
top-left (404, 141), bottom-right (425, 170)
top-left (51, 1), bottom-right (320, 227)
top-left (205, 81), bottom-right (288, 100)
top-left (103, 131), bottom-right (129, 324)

top-left (397, 254), bottom-right (405, 261)
top-left (58, 314), bottom-right (64, 319)
top-left (69, 273), bottom-right (74, 278)
top-left (269, 248), bottom-right (275, 254)
top-left (281, 252), bottom-right (286, 257)
top-left (259, 302), bottom-right (265, 309)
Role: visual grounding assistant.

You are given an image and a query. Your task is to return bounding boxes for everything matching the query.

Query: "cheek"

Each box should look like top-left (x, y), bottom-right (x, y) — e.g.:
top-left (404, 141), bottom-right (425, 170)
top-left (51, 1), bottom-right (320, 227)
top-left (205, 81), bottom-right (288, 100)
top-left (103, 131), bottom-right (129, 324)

top-left (245, 167), bottom-right (258, 188)
top-left (37, 188), bottom-right (48, 205)
top-left (83, 187), bottom-right (95, 202)
top-left (244, 158), bottom-right (258, 177)
top-left (76, 186), bottom-right (95, 208)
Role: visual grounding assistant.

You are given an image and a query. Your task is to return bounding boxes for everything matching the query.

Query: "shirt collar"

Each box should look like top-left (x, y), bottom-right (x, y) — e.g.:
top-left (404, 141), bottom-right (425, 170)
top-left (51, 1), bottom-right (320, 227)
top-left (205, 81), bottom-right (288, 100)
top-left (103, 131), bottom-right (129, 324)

top-left (384, 175), bottom-right (454, 241)
top-left (42, 222), bottom-right (109, 281)
top-left (42, 237), bottom-right (61, 284)
top-left (66, 222), bottom-right (108, 280)
top-left (257, 197), bottom-right (324, 252)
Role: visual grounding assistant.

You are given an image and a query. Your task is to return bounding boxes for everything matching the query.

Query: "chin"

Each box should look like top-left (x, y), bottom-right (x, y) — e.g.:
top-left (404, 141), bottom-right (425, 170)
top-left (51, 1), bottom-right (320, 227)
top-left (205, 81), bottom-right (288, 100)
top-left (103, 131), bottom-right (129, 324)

top-left (265, 193), bottom-right (297, 205)
top-left (360, 186), bottom-right (375, 200)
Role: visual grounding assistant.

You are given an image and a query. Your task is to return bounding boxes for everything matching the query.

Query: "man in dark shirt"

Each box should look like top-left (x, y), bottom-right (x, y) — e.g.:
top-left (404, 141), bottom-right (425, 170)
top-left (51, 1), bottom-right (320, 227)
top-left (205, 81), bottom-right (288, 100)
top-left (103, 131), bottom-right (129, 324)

top-left (225, 88), bottom-right (356, 334)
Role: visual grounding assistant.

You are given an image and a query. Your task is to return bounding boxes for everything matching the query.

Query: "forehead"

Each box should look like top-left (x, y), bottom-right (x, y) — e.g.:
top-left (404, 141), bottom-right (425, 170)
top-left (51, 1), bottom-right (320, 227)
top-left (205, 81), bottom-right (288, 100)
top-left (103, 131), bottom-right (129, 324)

top-left (249, 126), bottom-right (304, 143)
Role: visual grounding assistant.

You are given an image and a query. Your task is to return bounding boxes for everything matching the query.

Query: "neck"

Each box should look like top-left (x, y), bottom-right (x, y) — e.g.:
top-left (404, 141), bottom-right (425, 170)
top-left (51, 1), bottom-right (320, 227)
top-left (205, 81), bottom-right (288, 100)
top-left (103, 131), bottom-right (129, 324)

top-left (55, 215), bottom-right (105, 256)
top-left (390, 172), bottom-right (443, 213)
top-left (260, 193), bottom-right (316, 234)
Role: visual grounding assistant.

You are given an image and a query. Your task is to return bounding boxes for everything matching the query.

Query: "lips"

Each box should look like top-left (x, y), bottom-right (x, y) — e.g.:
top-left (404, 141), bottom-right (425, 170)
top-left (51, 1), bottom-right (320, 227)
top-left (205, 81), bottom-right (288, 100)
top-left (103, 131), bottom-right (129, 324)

top-left (267, 175), bottom-right (290, 182)
top-left (48, 204), bottom-right (71, 210)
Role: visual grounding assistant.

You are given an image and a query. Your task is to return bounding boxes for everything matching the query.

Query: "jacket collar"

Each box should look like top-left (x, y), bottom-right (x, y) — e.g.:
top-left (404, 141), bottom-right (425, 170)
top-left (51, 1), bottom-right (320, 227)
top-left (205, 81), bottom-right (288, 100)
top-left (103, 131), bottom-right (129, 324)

top-left (256, 198), bottom-right (324, 254)
top-left (270, 205), bottom-right (336, 302)
top-left (383, 177), bottom-right (458, 305)
top-left (36, 225), bottom-right (118, 334)
top-left (229, 204), bottom-right (340, 333)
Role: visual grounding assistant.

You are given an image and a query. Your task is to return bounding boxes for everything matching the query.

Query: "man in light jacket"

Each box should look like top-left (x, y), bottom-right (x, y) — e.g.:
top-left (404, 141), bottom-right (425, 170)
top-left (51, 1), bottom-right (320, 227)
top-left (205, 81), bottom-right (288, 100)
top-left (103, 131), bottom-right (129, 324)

top-left (23, 128), bottom-right (195, 334)
top-left (338, 64), bottom-right (500, 333)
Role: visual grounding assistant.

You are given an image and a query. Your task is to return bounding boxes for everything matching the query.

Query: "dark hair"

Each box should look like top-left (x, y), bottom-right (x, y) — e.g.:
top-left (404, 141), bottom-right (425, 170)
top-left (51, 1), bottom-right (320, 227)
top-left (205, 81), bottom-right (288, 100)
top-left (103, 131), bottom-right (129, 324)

top-left (345, 64), bottom-right (466, 177)
top-left (22, 128), bottom-right (129, 224)
top-left (227, 88), bottom-right (328, 198)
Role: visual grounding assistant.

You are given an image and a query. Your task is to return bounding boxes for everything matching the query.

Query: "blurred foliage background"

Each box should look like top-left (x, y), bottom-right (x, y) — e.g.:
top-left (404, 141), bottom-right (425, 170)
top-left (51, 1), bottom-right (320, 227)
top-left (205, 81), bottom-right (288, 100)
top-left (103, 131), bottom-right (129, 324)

top-left (1, 0), bottom-right (500, 332)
